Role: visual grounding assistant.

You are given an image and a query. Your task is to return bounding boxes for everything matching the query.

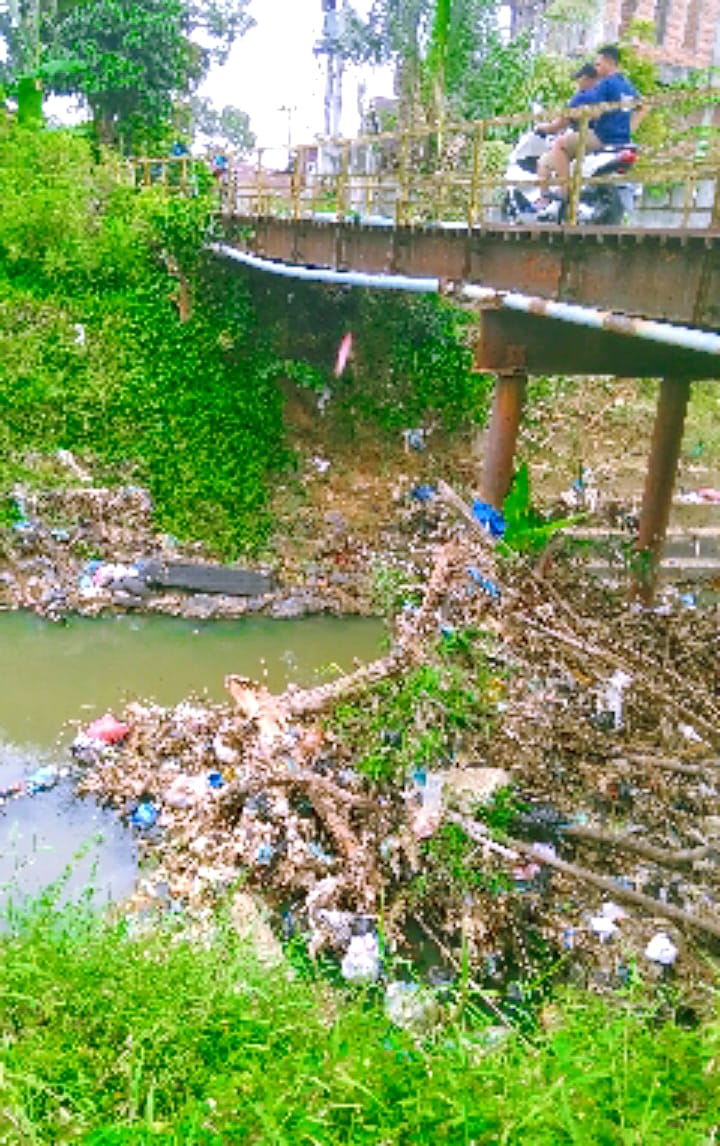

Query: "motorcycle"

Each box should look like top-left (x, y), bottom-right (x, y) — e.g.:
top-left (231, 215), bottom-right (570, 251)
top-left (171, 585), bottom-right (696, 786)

top-left (501, 125), bottom-right (639, 226)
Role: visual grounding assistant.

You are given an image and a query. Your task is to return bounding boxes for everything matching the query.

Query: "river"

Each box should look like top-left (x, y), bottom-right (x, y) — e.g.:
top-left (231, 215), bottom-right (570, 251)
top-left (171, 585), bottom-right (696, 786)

top-left (0, 612), bottom-right (384, 909)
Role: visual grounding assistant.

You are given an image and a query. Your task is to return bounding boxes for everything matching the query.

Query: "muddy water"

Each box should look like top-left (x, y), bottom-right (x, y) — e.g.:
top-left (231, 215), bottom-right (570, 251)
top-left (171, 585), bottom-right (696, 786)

top-left (0, 612), bottom-right (384, 908)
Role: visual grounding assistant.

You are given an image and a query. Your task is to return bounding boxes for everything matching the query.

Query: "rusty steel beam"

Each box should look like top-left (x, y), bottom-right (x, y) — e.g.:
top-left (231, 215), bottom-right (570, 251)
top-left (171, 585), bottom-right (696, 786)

top-left (634, 378), bottom-right (691, 603)
top-left (481, 372), bottom-right (527, 510)
top-left (224, 217), bottom-right (720, 331)
top-left (472, 308), bottom-right (719, 380)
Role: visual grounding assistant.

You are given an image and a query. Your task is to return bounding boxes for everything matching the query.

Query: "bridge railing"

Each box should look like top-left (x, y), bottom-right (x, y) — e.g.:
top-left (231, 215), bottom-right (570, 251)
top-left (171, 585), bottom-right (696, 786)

top-left (129, 87), bottom-right (720, 230)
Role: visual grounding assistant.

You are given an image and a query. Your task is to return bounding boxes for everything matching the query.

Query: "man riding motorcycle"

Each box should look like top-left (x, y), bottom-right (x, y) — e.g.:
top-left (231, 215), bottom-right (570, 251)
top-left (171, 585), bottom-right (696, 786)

top-left (535, 44), bottom-right (641, 213)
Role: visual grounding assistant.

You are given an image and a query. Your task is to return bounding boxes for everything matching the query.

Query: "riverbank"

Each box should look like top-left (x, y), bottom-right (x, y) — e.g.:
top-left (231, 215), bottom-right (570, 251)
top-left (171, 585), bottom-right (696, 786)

top-left (2, 900), bottom-right (719, 1144)
top-left (2, 380), bottom-right (719, 1007)
top-left (2, 374), bottom-right (719, 625)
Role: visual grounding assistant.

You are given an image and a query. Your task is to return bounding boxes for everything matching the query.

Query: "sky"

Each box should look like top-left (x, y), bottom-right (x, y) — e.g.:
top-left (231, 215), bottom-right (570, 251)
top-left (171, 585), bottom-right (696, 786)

top-left (198, 0), bottom-right (395, 152)
top-left (26, 0), bottom-right (395, 154)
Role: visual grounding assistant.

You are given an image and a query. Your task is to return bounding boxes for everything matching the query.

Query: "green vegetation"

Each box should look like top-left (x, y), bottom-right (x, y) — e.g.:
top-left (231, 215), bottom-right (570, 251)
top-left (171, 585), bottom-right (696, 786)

top-left (0, 119), bottom-right (494, 555)
top-left (331, 630), bottom-right (502, 783)
top-left (1, 898), bottom-right (719, 1143)
top-left (0, 0), bottom-right (254, 151)
top-left (501, 462), bottom-right (582, 557)
top-left (0, 121), bottom-right (289, 555)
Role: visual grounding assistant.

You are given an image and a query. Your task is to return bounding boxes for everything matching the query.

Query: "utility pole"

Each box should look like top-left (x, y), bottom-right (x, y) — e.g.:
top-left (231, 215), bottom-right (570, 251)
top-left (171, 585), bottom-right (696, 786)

top-left (321, 0), bottom-right (344, 138)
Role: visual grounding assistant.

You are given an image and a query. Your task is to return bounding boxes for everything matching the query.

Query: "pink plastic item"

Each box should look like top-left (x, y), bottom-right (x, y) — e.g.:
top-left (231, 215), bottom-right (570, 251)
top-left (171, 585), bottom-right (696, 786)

top-left (86, 713), bottom-right (130, 745)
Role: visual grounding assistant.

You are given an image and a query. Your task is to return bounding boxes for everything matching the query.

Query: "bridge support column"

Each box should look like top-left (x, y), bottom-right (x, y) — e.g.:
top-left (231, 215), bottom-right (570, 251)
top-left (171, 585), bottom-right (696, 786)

top-left (634, 377), bottom-right (691, 603)
top-left (481, 371), bottom-right (527, 510)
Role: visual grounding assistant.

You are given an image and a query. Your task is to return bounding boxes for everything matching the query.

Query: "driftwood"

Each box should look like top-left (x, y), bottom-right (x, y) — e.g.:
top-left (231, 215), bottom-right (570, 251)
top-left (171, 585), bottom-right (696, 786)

top-left (439, 478), bottom-right (720, 746)
top-left (563, 824), bottom-right (714, 868)
top-left (455, 815), bottom-right (720, 944)
top-left (515, 614), bottom-right (719, 744)
top-left (226, 542), bottom-right (455, 725)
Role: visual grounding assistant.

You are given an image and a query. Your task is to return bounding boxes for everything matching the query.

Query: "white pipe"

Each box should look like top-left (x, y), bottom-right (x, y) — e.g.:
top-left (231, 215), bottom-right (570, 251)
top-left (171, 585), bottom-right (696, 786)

top-left (210, 243), bottom-right (439, 293)
top-left (461, 284), bottom-right (720, 358)
top-left (211, 243), bottom-right (720, 359)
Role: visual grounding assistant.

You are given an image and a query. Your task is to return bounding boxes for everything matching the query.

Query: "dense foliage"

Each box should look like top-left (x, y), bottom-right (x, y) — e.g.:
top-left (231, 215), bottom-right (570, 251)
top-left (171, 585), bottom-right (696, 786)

top-left (0, 121), bottom-right (288, 553)
top-left (0, 0), bottom-right (253, 149)
top-left (0, 120), bottom-right (489, 554)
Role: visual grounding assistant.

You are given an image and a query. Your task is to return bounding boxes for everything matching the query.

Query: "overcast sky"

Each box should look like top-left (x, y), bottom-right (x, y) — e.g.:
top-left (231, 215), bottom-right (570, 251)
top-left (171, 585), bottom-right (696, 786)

top-left (34, 0), bottom-right (394, 150)
top-left (199, 0), bottom-right (394, 150)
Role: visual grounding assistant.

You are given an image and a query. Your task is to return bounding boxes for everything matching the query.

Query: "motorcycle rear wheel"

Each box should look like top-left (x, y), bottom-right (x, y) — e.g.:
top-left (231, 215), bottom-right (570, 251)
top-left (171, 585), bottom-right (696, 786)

top-left (584, 185), bottom-right (625, 225)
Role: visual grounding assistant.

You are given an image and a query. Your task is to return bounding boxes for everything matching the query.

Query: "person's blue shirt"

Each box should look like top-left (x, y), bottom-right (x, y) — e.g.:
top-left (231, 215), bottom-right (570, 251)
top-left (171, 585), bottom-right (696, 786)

top-left (568, 90), bottom-right (596, 131)
top-left (573, 73), bottom-right (638, 145)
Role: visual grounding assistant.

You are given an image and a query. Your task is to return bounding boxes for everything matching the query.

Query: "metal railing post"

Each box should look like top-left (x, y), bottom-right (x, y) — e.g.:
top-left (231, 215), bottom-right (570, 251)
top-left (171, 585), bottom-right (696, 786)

top-left (337, 139), bottom-right (350, 221)
top-left (255, 148), bottom-right (265, 216)
top-left (291, 145), bottom-right (304, 220)
top-left (469, 120), bottom-right (485, 229)
top-left (397, 128), bottom-right (410, 227)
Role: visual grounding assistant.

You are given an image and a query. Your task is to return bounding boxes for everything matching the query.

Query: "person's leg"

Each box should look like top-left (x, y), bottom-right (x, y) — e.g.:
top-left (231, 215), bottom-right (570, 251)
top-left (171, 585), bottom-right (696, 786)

top-left (551, 130), bottom-right (575, 195)
top-left (554, 128), bottom-right (602, 198)
top-left (537, 148), bottom-right (554, 195)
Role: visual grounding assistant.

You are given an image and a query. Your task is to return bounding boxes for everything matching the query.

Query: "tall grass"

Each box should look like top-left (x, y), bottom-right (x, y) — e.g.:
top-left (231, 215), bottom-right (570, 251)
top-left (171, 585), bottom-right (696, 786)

top-left (0, 899), bottom-right (719, 1143)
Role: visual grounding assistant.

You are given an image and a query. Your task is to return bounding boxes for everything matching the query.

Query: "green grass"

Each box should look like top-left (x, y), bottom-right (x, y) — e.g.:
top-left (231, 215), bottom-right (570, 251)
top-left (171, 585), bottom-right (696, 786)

top-left (1, 898), bottom-right (719, 1143)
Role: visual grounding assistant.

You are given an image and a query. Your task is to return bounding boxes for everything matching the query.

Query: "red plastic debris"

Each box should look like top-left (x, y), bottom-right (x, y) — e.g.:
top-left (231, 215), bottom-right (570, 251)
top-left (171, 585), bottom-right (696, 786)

top-left (86, 713), bottom-right (130, 745)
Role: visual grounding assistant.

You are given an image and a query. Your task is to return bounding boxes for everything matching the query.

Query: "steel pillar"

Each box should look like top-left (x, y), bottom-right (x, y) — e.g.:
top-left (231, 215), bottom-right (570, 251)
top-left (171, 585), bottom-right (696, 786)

top-left (482, 371), bottom-right (527, 510)
top-left (634, 377), bottom-right (691, 602)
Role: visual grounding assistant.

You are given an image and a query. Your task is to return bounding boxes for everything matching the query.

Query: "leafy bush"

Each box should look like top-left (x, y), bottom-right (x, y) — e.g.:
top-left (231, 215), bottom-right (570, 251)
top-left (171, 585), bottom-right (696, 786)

top-left (0, 123), bottom-right (288, 554)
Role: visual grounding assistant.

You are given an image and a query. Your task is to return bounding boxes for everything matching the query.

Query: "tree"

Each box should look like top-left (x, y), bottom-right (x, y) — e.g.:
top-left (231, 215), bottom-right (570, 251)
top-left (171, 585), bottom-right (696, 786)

top-left (0, 0), bottom-right (254, 150)
top-left (188, 96), bottom-right (255, 152)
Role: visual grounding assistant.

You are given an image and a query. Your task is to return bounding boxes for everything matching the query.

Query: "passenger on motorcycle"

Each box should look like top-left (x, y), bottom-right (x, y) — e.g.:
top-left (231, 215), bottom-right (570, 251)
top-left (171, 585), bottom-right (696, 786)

top-left (535, 63), bottom-right (598, 205)
top-left (536, 45), bottom-right (639, 210)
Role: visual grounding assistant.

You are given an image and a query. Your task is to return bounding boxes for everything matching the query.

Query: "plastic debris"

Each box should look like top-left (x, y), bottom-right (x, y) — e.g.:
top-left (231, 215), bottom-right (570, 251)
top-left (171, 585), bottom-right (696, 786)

top-left (676, 487), bottom-right (720, 504)
top-left (589, 915), bottom-right (619, 942)
top-left (562, 927), bottom-right (576, 950)
top-left (26, 765), bottom-right (59, 794)
top-left (255, 843), bottom-right (276, 866)
top-left (130, 801), bottom-right (159, 829)
top-left (471, 501), bottom-right (506, 538)
top-left (86, 713), bottom-right (130, 745)
top-left (207, 771), bottom-right (224, 789)
top-left (311, 456), bottom-right (331, 475)
top-left (411, 771), bottom-right (444, 838)
top-left (384, 981), bottom-right (439, 1033)
top-left (560, 468), bottom-right (598, 513)
top-left (164, 774), bottom-right (208, 808)
top-left (596, 670), bottom-right (633, 731)
top-left (679, 723), bottom-right (703, 744)
top-left (467, 566), bottom-right (500, 600)
top-left (212, 733), bottom-right (239, 766)
top-left (402, 428), bottom-right (426, 453)
top-left (644, 932), bottom-right (679, 966)
top-left (341, 932), bottom-right (381, 984)
top-left (334, 332), bottom-right (354, 377)
top-left (410, 484), bottom-right (437, 502)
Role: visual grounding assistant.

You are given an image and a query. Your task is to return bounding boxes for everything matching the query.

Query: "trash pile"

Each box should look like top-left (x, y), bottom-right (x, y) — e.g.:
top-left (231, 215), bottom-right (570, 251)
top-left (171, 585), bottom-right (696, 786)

top-left (70, 482), bottom-right (720, 1008)
top-left (0, 482), bottom-right (290, 620)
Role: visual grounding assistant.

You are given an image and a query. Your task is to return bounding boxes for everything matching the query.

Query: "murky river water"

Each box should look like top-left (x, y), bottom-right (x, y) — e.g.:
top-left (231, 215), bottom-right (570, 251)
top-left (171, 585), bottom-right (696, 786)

top-left (0, 612), bottom-right (384, 908)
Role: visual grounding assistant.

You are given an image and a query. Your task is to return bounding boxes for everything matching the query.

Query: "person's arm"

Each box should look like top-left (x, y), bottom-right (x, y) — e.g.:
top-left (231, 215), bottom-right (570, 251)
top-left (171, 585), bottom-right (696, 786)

top-left (535, 112), bottom-right (570, 134)
top-left (630, 102), bottom-right (648, 133)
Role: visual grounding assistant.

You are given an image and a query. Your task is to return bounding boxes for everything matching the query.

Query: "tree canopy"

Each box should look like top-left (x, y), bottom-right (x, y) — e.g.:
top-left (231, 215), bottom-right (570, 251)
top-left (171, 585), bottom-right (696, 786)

top-left (0, 0), bottom-right (254, 149)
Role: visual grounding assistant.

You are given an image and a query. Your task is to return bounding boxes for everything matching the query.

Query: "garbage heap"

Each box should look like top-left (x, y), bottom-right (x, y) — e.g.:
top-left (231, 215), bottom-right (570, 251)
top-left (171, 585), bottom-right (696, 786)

top-left (74, 486), bottom-right (720, 1002)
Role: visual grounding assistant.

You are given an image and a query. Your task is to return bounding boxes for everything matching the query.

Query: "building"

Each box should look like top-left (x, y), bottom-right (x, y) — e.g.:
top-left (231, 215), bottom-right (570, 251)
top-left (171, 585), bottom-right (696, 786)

top-left (508, 0), bottom-right (720, 76)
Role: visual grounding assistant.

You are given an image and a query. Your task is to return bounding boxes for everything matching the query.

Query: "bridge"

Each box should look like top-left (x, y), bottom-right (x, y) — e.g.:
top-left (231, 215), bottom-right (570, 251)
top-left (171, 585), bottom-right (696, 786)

top-left (133, 88), bottom-right (720, 598)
